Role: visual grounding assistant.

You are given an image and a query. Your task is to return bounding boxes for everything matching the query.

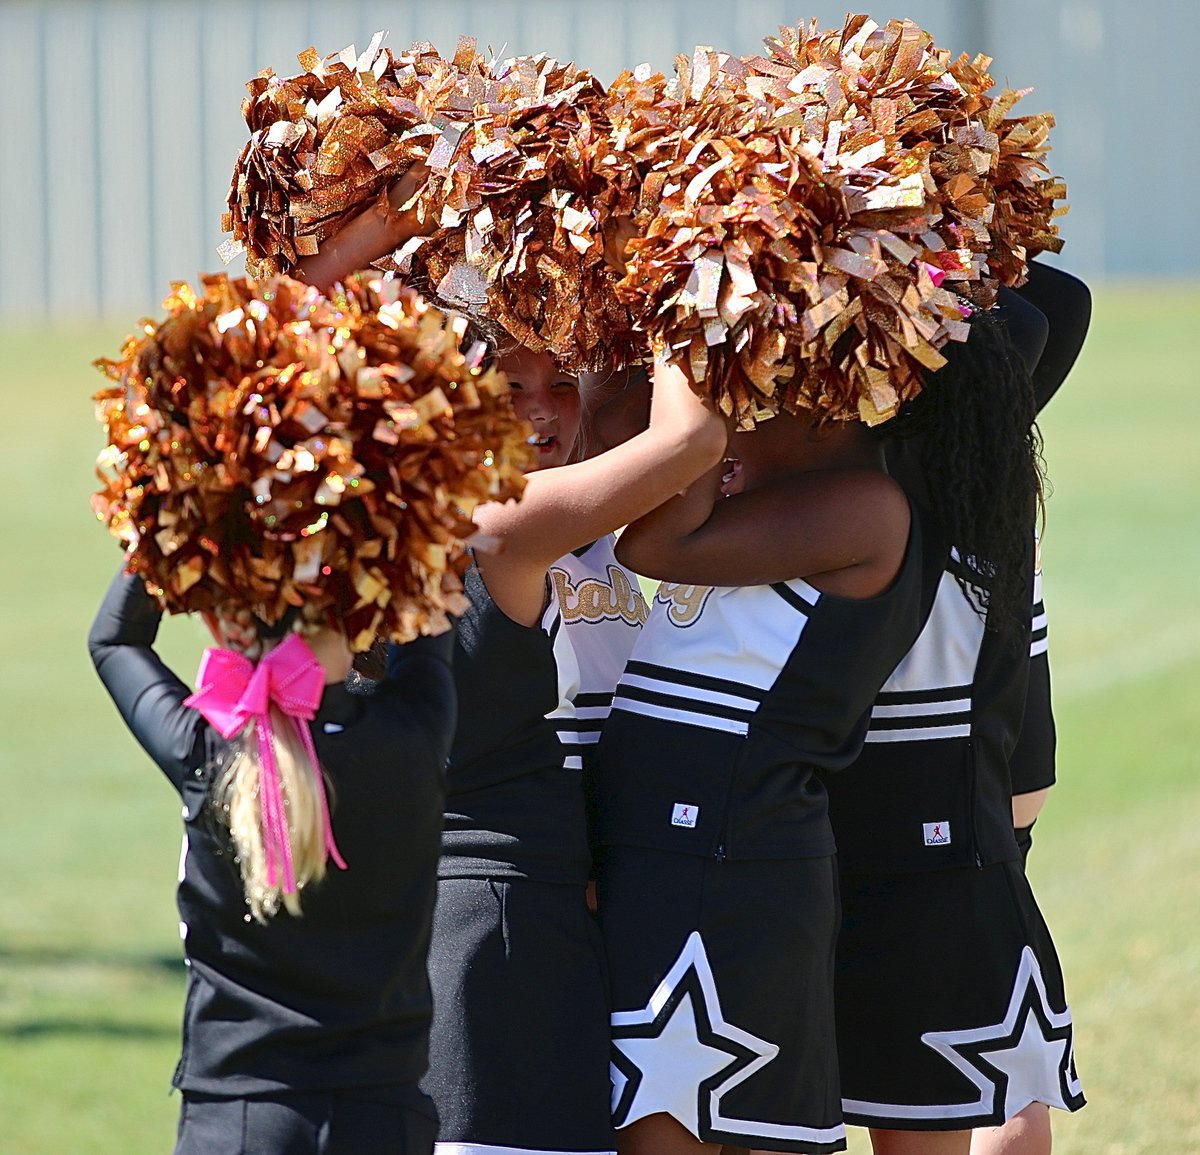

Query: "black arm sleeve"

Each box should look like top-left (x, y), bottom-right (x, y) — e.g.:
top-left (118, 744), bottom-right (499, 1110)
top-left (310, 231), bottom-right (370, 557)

top-left (88, 567), bottom-right (214, 795)
top-left (996, 284), bottom-right (1050, 376)
top-left (1010, 651), bottom-right (1057, 795)
top-left (1016, 261), bottom-right (1093, 413)
top-left (384, 628), bottom-right (458, 766)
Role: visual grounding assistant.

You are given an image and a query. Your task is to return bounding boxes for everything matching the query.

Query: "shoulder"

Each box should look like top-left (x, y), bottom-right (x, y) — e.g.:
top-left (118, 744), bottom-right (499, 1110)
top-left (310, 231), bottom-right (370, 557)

top-left (780, 469), bottom-right (912, 597)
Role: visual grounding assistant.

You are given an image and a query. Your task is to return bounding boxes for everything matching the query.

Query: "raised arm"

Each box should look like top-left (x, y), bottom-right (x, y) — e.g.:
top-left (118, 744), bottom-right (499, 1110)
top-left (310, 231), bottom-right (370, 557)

top-left (381, 628), bottom-right (458, 765)
top-left (616, 461), bottom-right (911, 596)
top-left (1017, 261), bottom-right (1092, 412)
top-left (88, 567), bottom-right (213, 795)
top-left (470, 360), bottom-right (728, 624)
top-left (294, 164), bottom-right (431, 293)
top-left (996, 285), bottom-right (1050, 376)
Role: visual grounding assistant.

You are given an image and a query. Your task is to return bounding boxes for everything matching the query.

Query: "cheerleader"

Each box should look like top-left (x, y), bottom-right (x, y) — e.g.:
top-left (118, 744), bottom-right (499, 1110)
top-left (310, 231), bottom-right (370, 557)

top-left (829, 269), bottom-right (1092, 1155)
top-left (592, 406), bottom-right (949, 1152)
top-left (512, 359), bottom-right (649, 790)
top-left (294, 142), bottom-right (725, 1149)
top-left (418, 354), bottom-right (721, 1155)
top-left (89, 576), bottom-right (455, 1154)
top-left (85, 264), bottom-right (536, 1154)
top-left (567, 366), bottom-right (654, 871)
top-left (969, 267), bottom-right (1092, 1155)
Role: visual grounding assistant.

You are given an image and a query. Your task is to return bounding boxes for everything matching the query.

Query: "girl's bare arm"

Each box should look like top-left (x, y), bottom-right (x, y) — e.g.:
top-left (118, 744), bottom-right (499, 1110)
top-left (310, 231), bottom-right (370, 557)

top-left (472, 361), bottom-right (728, 624)
top-left (617, 466), bottom-right (912, 598)
top-left (295, 164), bottom-right (430, 293)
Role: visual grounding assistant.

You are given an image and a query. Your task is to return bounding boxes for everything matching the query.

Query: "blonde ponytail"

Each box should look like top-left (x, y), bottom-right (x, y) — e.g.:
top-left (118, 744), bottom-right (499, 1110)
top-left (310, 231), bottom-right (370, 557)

top-left (214, 704), bottom-right (334, 922)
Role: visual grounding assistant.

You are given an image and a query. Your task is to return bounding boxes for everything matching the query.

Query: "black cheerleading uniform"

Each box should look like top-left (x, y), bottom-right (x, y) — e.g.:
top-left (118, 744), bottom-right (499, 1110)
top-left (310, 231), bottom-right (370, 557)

top-left (594, 503), bottom-right (943, 1154)
top-left (829, 549), bottom-right (1085, 1130)
top-left (1013, 552), bottom-right (1056, 798)
top-left (88, 568), bottom-right (454, 1155)
top-left (415, 561), bottom-right (616, 1155)
top-left (827, 266), bottom-right (1090, 1132)
top-left (549, 535), bottom-right (648, 776)
top-left (1011, 553), bottom-right (1056, 865)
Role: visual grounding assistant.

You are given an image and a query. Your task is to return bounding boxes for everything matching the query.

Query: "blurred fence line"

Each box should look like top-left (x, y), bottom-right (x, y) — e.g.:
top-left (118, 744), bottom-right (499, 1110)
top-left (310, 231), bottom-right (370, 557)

top-left (1, 0), bottom-right (1195, 322)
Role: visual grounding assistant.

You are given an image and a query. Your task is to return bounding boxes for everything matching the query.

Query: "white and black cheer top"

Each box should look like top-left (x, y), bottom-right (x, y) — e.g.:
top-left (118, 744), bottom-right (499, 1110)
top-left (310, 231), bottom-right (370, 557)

top-left (437, 561), bottom-right (590, 884)
top-left (597, 503), bottom-right (944, 862)
top-left (826, 548), bottom-right (1047, 874)
top-left (89, 569), bottom-right (454, 1100)
top-left (549, 534), bottom-right (648, 773)
top-left (1010, 557), bottom-right (1056, 796)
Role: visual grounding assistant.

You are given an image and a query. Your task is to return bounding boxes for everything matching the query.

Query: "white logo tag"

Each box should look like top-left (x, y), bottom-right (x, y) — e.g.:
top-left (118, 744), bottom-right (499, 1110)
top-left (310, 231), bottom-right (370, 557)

top-left (671, 803), bottom-right (699, 829)
top-left (923, 821), bottom-right (951, 846)
top-left (323, 722), bottom-right (345, 735)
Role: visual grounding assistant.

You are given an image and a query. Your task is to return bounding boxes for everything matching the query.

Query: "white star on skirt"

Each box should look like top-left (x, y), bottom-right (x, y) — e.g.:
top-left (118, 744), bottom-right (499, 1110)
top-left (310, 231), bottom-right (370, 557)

top-left (920, 945), bottom-right (1082, 1119)
top-left (615, 989), bottom-right (751, 1134)
top-left (610, 931), bottom-right (846, 1147)
top-left (977, 1003), bottom-right (1072, 1118)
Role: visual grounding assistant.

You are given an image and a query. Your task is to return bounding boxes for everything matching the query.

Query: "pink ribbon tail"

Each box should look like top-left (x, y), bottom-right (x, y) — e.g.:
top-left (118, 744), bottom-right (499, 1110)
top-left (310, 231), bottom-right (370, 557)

top-left (255, 715), bottom-right (298, 896)
top-left (187, 635), bottom-right (343, 892)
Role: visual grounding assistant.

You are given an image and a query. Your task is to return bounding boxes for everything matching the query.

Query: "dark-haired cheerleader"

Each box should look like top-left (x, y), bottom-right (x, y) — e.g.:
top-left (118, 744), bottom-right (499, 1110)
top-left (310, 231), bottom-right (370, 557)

top-left (301, 189), bottom-right (724, 1155)
top-left (828, 266), bottom-right (1092, 1155)
top-left (590, 276), bottom-right (1066, 1154)
top-left (969, 264), bottom-right (1093, 1155)
top-left (418, 351), bottom-right (724, 1155)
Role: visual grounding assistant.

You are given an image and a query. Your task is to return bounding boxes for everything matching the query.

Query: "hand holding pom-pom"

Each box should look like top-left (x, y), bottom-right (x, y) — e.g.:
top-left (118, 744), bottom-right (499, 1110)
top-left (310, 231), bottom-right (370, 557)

top-left (224, 36), bottom-right (636, 374)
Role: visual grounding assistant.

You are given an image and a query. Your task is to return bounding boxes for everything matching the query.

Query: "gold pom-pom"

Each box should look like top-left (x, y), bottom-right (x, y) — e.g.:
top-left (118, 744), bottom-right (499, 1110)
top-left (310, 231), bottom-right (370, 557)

top-left (375, 45), bottom-right (635, 372)
top-left (221, 34), bottom-right (451, 277)
top-left (603, 16), bottom-right (1066, 427)
top-left (224, 37), bottom-right (634, 372)
top-left (92, 274), bottom-right (532, 650)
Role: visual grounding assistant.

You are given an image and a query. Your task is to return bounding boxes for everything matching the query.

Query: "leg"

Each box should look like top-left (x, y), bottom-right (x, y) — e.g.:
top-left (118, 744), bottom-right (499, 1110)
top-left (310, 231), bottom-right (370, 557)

top-left (870, 1128), bottom-right (970, 1155)
top-left (618, 1112), bottom-right (720, 1155)
top-left (970, 1103), bottom-right (1052, 1155)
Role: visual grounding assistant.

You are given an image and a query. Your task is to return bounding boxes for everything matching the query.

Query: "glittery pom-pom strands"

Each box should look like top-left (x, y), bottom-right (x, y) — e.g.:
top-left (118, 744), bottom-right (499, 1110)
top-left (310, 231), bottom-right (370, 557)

top-left (92, 274), bottom-right (532, 652)
top-left (605, 16), bottom-right (1066, 427)
top-left (224, 36), bottom-right (634, 373)
top-left (220, 17), bottom-right (1065, 427)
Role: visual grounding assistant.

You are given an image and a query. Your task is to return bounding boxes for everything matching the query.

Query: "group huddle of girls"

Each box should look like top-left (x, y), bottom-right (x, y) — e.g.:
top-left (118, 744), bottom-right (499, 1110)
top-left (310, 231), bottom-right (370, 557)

top-left (90, 18), bottom-right (1093, 1155)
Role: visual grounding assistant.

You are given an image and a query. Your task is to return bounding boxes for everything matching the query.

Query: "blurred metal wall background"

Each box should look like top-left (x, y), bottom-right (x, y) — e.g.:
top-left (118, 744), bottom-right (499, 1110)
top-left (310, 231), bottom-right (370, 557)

top-left (1, 0), bottom-right (1195, 320)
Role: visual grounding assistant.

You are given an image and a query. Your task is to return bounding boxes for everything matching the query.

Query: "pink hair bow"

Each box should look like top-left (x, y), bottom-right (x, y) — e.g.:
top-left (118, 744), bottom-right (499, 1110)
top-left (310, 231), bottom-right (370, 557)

top-left (185, 633), bottom-right (347, 895)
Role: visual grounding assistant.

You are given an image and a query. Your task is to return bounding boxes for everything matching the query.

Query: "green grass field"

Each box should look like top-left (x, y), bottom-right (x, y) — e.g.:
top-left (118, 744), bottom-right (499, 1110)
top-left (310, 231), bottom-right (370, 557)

top-left (1, 285), bottom-right (1198, 1153)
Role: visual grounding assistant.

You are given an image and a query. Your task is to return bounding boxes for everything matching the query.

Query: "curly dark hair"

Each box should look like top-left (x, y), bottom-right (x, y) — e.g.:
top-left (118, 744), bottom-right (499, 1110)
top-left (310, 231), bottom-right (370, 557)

top-left (882, 308), bottom-right (1046, 648)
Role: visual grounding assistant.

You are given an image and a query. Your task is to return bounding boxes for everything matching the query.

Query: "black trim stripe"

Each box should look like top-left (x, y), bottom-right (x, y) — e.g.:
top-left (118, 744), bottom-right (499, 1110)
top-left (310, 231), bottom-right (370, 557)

top-left (868, 712), bottom-right (970, 733)
top-left (624, 660), bottom-right (766, 702)
top-left (614, 683), bottom-right (757, 724)
top-left (874, 684), bottom-right (973, 707)
top-left (555, 718), bottom-right (607, 734)
top-left (770, 581), bottom-right (818, 613)
top-left (574, 691), bottom-right (614, 709)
